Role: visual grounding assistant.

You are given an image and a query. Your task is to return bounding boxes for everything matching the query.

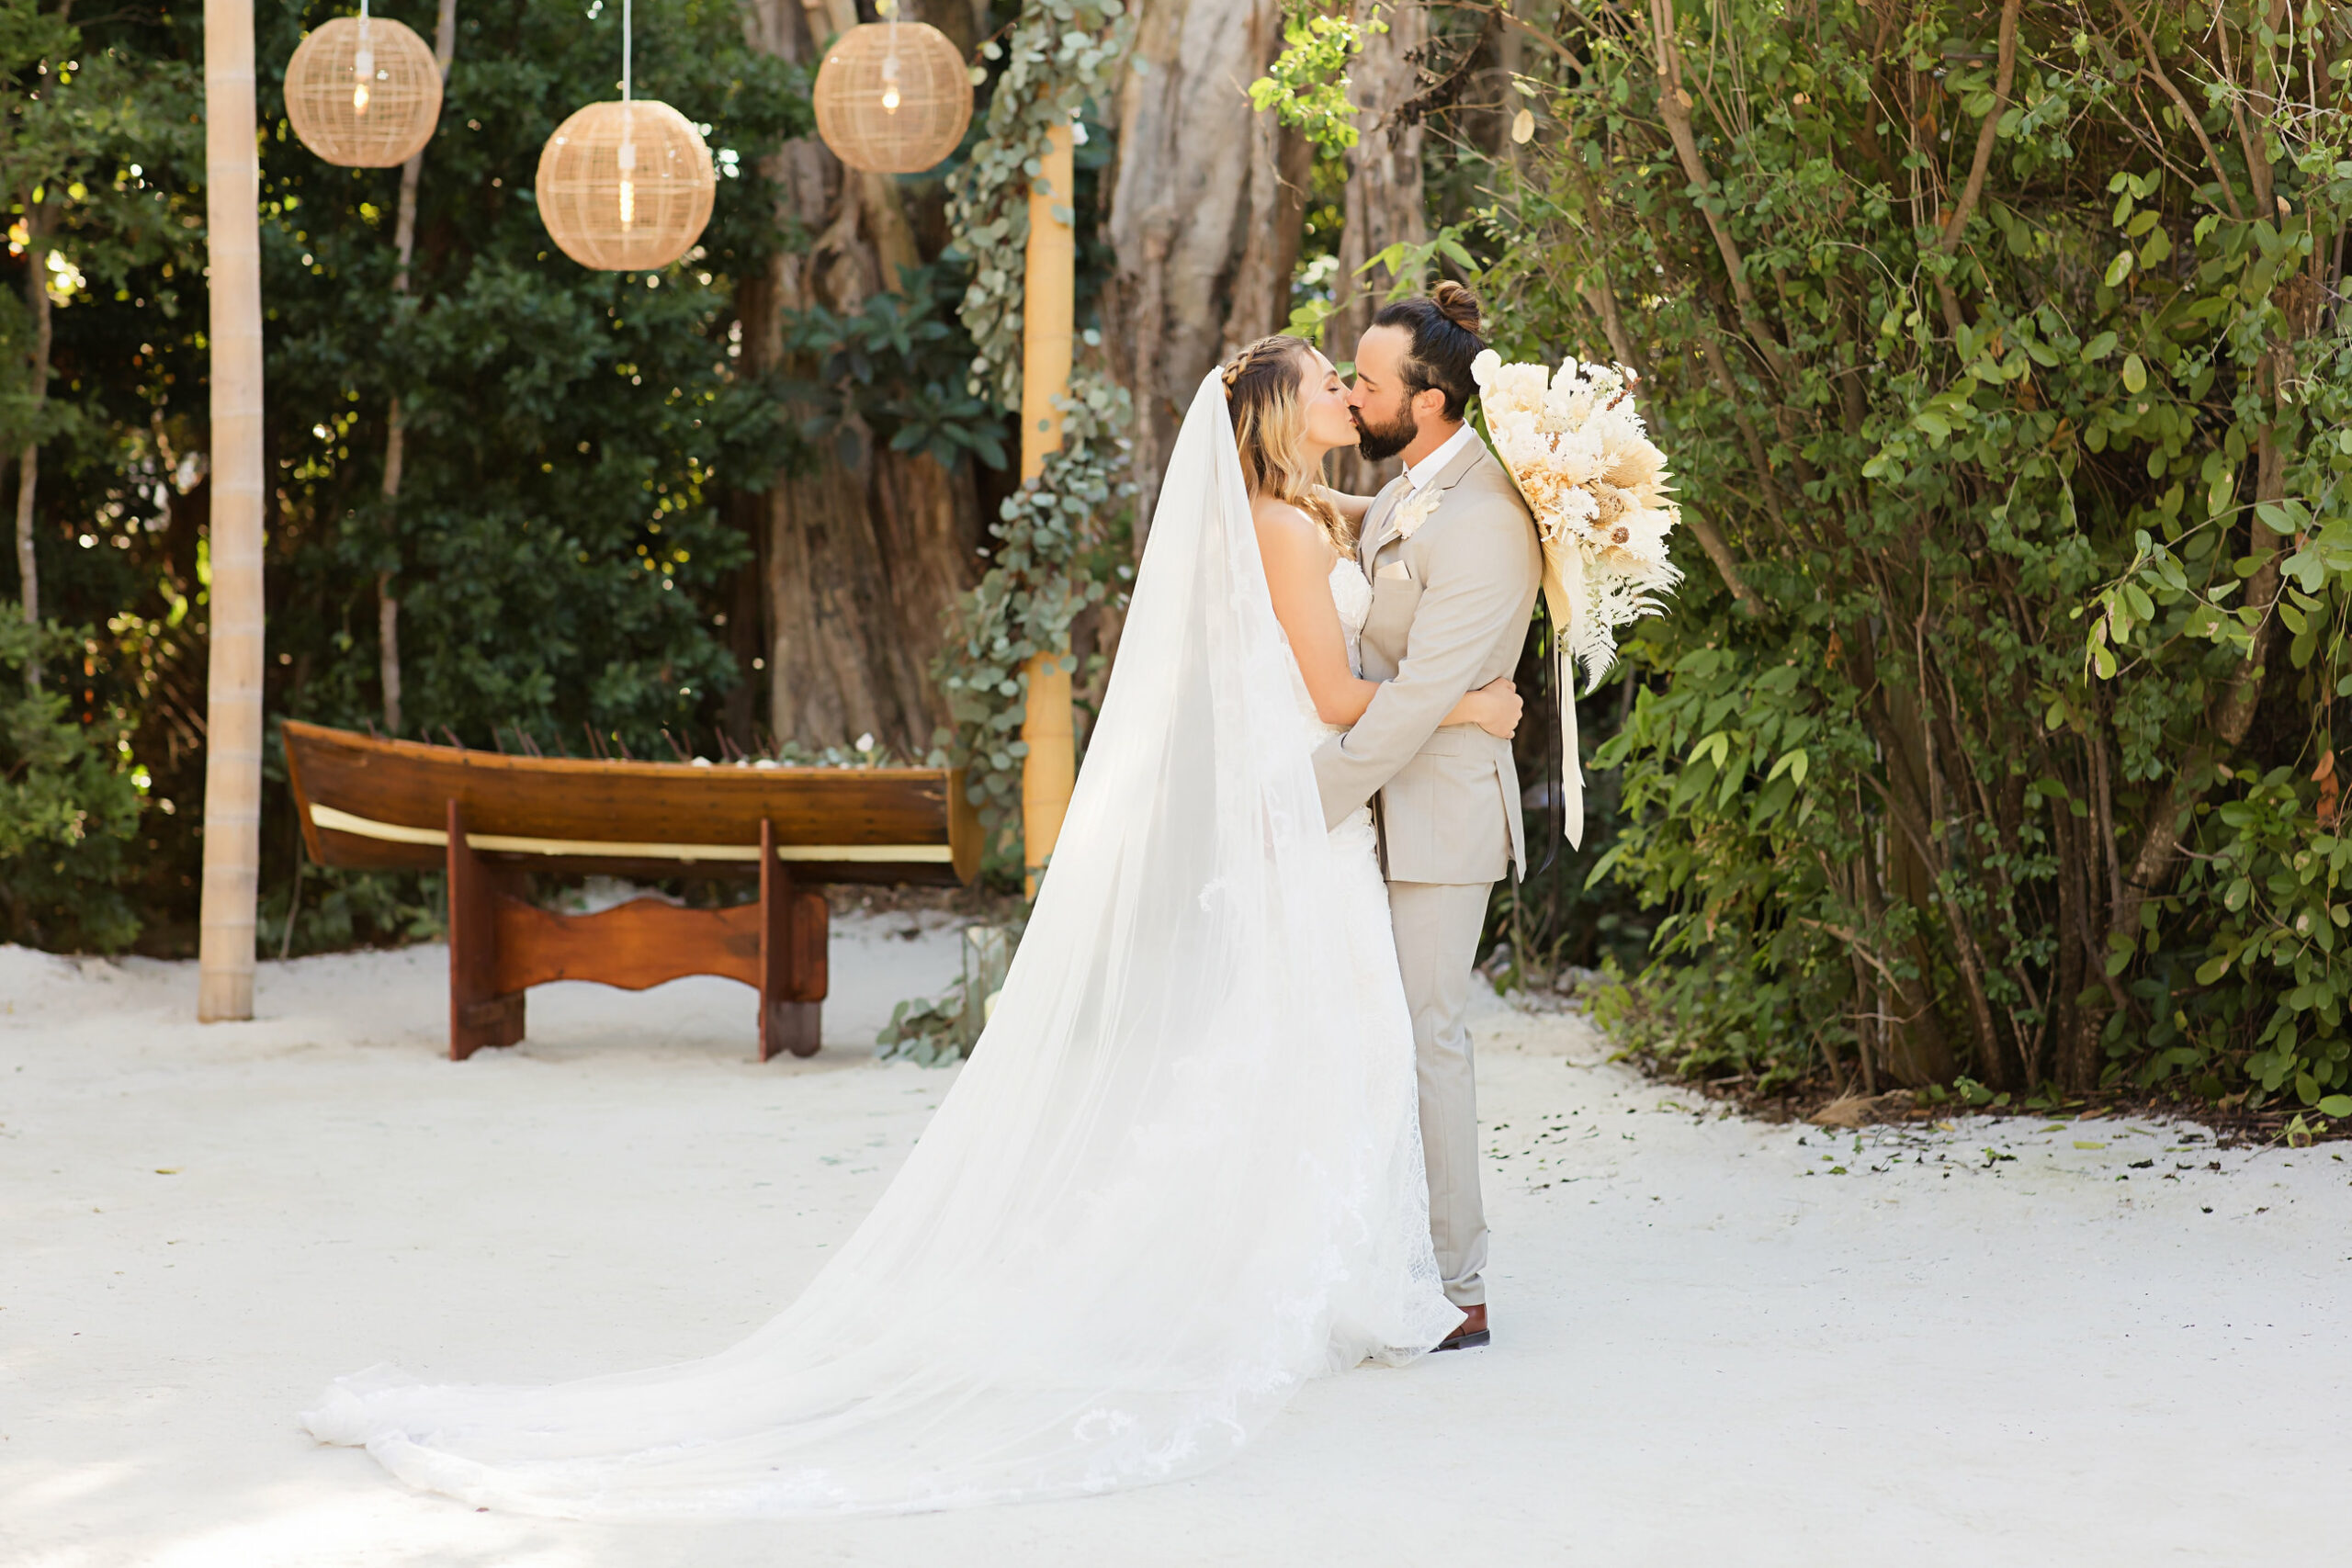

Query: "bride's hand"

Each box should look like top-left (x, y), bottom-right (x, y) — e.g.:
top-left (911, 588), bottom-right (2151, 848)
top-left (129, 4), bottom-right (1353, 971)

top-left (1316, 485), bottom-right (1376, 525)
top-left (1464, 677), bottom-right (1521, 739)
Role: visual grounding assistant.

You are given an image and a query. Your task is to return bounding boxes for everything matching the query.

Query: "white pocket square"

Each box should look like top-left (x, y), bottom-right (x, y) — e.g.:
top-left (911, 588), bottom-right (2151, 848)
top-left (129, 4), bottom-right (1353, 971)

top-left (1375, 560), bottom-right (1413, 581)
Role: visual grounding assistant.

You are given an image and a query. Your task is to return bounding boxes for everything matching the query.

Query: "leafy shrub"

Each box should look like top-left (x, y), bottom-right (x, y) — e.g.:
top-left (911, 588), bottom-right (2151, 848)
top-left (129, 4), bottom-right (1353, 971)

top-left (1481, 1), bottom-right (2349, 1107)
top-left (0, 620), bottom-right (144, 950)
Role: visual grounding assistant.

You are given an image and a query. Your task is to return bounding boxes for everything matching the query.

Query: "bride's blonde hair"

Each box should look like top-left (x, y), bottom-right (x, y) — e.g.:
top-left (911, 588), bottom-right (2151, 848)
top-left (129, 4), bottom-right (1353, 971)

top-left (1222, 335), bottom-right (1353, 556)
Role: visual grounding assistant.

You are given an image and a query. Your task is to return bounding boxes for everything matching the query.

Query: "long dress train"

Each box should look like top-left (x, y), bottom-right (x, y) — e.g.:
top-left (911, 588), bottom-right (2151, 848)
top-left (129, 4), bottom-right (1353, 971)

top-left (301, 370), bottom-right (1458, 1517)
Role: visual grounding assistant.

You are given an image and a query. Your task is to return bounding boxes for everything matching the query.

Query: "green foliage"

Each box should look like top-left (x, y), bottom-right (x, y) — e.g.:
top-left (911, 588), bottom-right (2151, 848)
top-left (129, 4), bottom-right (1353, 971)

top-left (1248, 2), bottom-right (1386, 159)
top-left (0, 619), bottom-right (142, 949)
top-left (259, 863), bottom-right (443, 960)
top-left (2, 0), bottom-right (819, 949)
top-left (935, 0), bottom-right (1137, 861)
top-left (944, 0), bottom-right (1134, 408)
top-left (785, 263), bottom-right (1009, 472)
top-left (1481, 2), bottom-right (2352, 1108)
top-left (0, 0), bottom-right (199, 347)
top-left (876, 981), bottom-right (969, 1066)
top-left (264, 0), bottom-right (807, 748)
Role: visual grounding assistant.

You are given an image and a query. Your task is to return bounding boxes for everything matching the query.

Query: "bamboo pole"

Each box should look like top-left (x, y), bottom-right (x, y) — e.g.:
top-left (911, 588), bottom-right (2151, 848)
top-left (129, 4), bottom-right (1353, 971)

top-left (1018, 121), bottom-right (1075, 895)
top-left (198, 0), bottom-right (267, 1021)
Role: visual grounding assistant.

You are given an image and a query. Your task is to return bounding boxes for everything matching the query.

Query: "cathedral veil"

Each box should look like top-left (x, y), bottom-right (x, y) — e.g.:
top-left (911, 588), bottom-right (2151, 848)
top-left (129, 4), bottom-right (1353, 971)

top-left (302, 370), bottom-right (1453, 1517)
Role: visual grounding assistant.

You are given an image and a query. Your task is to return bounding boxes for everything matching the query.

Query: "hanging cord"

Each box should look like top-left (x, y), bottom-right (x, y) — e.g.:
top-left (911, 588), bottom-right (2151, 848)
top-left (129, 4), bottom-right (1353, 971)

top-left (1535, 623), bottom-right (1564, 881)
top-left (354, 0), bottom-right (375, 112)
top-left (615, 0), bottom-right (638, 228)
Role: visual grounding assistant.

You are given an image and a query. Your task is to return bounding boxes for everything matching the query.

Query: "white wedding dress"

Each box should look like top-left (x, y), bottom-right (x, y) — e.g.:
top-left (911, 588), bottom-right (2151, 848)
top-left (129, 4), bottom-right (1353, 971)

top-left (302, 372), bottom-right (1457, 1517)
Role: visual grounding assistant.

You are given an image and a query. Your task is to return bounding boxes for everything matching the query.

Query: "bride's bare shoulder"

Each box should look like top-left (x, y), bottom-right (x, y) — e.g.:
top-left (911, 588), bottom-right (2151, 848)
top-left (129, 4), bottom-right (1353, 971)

top-left (1250, 495), bottom-right (1335, 569)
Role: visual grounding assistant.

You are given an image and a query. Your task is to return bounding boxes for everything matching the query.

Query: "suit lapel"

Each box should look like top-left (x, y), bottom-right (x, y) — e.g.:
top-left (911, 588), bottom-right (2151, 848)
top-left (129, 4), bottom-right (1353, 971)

top-left (1426, 432), bottom-right (1489, 500)
top-left (1361, 432), bottom-right (1494, 566)
top-left (1357, 477), bottom-right (1408, 570)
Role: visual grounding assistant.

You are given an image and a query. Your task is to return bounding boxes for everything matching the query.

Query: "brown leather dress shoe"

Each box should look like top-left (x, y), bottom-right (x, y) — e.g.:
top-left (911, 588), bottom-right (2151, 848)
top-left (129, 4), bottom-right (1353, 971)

top-left (1432, 1303), bottom-right (1488, 1352)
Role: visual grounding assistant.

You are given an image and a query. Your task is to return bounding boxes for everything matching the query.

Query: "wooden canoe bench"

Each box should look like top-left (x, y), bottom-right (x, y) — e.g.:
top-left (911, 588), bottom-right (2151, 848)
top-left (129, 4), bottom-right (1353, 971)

top-left (282, 721), bottom-right (979, 1062)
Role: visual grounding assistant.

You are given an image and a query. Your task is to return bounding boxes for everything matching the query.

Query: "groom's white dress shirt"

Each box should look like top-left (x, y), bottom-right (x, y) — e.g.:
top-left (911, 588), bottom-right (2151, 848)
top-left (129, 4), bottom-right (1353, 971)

top-left (1400, 420), bottom-right (1478, 498)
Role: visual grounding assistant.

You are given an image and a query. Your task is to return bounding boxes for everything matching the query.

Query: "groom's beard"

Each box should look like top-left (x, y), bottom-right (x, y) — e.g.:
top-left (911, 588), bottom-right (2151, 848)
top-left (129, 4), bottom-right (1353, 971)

top-left (1350, 403), bottom-right (1419, 463)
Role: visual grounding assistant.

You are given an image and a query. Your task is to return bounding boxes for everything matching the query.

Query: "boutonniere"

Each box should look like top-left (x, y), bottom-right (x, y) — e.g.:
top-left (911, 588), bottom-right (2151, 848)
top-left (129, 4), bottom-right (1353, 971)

top-left (1392, 487), bottom-right (1442, 543)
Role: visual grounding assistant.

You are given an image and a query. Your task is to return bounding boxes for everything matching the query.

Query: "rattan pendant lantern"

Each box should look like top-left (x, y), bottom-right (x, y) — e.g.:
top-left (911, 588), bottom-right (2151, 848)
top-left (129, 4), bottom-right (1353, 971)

top-left (813, 1), bottom-right (972, 174)
top-left (285, 3), bottom-right (444, 168)
top-left (536, 0), bottom-right (715, 271)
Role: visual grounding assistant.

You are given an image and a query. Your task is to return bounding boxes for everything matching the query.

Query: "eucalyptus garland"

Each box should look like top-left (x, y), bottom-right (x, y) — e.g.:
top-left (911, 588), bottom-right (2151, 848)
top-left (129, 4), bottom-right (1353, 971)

top-left (944, 0), bottom-right (1134, 408)
top-left (935, 0), bottom-right (1139, 854)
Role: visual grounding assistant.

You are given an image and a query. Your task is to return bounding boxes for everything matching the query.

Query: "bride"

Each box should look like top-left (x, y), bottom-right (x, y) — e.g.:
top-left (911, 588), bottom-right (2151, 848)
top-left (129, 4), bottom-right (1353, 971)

top-left (303, 338), bottom-right (1521, 1517)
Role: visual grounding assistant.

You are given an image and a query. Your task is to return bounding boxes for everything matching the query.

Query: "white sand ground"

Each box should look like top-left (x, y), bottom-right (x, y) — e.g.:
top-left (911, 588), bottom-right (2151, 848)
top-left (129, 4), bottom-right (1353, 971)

top-left (3, 916), bottom-right (2347, 1568)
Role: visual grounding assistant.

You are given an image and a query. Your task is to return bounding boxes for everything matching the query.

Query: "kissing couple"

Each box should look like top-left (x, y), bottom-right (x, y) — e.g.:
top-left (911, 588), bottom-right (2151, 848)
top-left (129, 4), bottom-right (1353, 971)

top-left (306, 282), bottom-right (1546, 1518)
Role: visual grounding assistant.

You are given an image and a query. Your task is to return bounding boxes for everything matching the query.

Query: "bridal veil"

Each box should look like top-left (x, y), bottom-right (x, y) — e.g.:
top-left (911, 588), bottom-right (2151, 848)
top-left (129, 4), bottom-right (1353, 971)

top-left (303, 371), bottom-right (1454, 1517)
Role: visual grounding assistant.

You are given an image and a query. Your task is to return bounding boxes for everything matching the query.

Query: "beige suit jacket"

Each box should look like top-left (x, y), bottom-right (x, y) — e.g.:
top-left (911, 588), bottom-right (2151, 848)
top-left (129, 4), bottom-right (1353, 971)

top-left (1311, 434), bottom-right (1543, 884)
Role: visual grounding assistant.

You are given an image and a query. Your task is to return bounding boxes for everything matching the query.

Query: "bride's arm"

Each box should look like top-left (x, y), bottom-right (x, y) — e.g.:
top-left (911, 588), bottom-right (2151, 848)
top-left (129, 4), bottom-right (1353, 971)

top-left (1256, 503), bottom-right (1522, 739)
top-left (1316, 485), bottom-right (1378, 525)
top-left (1257, 504), bottom-right (1381, 727)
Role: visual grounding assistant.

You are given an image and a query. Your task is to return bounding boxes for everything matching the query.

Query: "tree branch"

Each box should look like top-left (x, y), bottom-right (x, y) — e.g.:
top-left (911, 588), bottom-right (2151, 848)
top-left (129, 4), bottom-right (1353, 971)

top-left (2119, 0), bottom-right (2245, 220)
top-left (1679, 505), bottom-right (1761, 619)
top-left (2213, 11), bottom-right (2278, 217)
top-left (1647, 0), bottom-right (1792, 381)
top-left (1693, 324), bottom-right (1792, 533)
top-left (2109, 436), bottom-right (2290, 945)
top-left (1938, 0), bottom-right (2021, 255)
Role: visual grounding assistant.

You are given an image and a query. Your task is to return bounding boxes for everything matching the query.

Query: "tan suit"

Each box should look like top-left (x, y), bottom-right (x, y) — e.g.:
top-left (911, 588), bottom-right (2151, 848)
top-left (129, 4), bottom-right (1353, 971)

top-left (1311, 434), bottom-right (1542, 1311)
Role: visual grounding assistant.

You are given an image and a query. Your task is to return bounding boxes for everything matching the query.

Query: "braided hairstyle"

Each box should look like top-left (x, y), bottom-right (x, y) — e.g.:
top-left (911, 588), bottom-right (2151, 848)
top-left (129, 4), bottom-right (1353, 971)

top-left (1222, 334), bottom-right (1353, 556)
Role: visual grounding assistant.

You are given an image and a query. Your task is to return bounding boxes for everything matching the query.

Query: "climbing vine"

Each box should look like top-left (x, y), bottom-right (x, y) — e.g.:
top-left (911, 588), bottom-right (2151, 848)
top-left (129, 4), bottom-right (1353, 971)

top-left (937, 0), bottom-right (1138, 853)
top-left (944, 0), bottom-right (1132, 408)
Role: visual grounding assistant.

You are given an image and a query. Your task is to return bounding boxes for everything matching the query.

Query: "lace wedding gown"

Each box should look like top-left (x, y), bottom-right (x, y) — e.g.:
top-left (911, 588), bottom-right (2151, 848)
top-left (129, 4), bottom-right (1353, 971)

top-left (302, 372), bottom-right (1457, 1518)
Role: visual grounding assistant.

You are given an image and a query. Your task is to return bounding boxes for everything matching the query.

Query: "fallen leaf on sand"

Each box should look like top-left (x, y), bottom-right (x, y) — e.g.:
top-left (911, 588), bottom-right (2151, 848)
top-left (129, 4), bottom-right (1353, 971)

top-left (1812, 1095), bottom-right (1888, 1129)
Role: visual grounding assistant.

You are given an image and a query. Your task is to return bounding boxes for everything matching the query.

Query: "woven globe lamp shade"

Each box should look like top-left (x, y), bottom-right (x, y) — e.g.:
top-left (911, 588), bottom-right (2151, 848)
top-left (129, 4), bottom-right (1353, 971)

top-left (536, 100), bottom-right (716, 272)
top-left (284, 16), bottom-right (443, 168)
top-left (813, 22), bottom-right (972, 174)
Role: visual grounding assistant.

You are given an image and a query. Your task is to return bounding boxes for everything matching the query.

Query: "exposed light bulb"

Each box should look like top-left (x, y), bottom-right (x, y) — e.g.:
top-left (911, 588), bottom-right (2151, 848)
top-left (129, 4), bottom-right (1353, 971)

top-left (617, 141), bottom-right (638, 227)
top-left (353, 82), bottom-right (370, 113)
top-left (881, 58), bottom-right (900, 114)
top-left (353, 47), bottom-right (374, 114)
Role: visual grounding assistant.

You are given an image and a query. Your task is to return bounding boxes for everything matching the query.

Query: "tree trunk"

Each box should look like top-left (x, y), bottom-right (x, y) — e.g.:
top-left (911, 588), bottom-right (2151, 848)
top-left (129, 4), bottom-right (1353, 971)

top-left (1105, 0), bottom-right (1299, 548)
top-left (15, 199), bottom-right (51, 690)
top-left (1327, 0), bottom-right (1425, 496)
top-left (198, 0), bottom-right (267, 1021)
top-left (372, 0), bottom-right (458, 737)
top-left (741, 0), bottom-right (981, 754)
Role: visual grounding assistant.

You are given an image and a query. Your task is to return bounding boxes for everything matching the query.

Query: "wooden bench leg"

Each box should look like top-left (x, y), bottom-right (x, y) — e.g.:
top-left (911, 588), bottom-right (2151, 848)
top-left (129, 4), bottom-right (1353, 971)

top-left (759, 818), bottom-right (827, 1061)
top-left (448, 799), bottom-right (526, 1060)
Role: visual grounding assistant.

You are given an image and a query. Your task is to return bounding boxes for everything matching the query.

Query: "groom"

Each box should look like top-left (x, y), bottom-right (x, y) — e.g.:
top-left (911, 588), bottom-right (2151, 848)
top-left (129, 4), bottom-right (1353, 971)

top-left (1312, 282), bottom-right (1541, 1354)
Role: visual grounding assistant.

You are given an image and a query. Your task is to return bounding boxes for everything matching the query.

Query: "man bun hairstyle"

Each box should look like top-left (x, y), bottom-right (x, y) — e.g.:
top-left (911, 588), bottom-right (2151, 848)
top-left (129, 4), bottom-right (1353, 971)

top-left (1371, 280), bottom-right (1486, 423)
top-left (1430, 278), bottom-right (1482, 335)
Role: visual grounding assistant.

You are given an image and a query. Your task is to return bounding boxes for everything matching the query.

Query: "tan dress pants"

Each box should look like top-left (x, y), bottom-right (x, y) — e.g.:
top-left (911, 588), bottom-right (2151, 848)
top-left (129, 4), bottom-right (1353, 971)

top-left (1385, 878), bottom-right (1492, 1311)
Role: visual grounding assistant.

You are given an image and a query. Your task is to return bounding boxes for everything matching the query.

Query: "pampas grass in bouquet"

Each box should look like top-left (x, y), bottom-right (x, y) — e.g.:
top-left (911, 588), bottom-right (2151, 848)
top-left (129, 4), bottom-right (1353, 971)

top-left (1473, 349), bottom-right (1685, 842)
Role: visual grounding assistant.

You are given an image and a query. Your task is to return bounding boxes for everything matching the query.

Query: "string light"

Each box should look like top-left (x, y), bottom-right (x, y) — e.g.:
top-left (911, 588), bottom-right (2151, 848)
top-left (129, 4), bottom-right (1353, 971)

top-left (535, 0), bottom-right (711, 270)
top-left (285, 6), bottom-right (439, 167)
top-left (812, 6), bottom-right (969, 174)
